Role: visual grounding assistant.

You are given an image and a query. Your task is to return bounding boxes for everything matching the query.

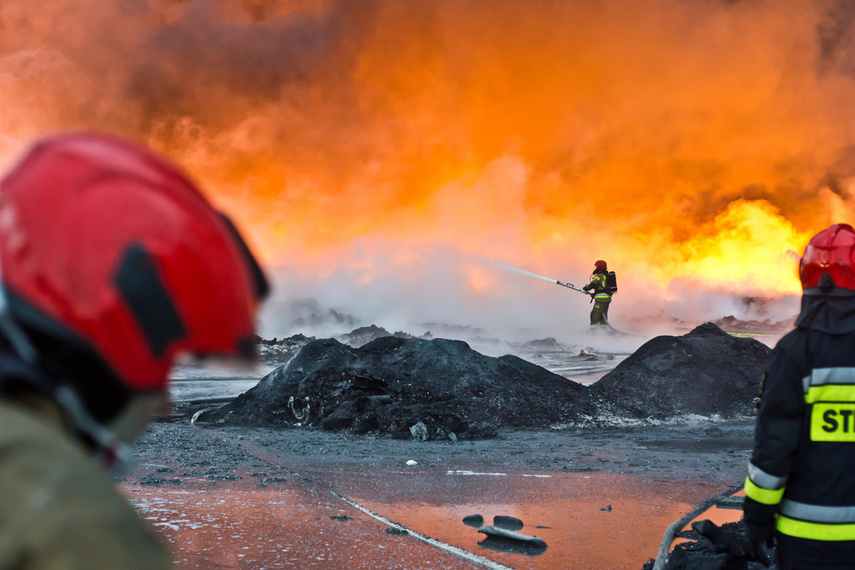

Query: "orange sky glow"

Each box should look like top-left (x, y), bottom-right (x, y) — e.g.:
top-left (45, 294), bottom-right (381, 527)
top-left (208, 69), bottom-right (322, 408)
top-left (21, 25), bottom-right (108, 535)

top-left (2, 0), bottom-right (855, 338)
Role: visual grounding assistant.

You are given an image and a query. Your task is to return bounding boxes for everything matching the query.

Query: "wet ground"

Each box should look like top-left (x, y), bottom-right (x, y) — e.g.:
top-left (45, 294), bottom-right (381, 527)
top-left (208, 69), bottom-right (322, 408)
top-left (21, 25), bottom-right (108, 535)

top-left (118, 332), bottom-right (763, 569)
top-left (118, 374), bottom-right (753, 569)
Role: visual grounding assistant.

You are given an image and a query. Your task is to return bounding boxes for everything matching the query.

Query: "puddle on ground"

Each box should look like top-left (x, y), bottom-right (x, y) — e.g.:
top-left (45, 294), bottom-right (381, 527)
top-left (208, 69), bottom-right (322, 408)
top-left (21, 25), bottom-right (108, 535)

top-left (124, 467), bottom-right (741, 570)
top-left (123, 482), bottom-right (476, 570)
top-left (343, 470), bottom-right (740, 570)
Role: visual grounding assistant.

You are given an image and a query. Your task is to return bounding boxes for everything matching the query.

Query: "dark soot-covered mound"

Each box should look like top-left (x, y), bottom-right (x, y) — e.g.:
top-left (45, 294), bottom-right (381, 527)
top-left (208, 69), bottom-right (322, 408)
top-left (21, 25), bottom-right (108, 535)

top-left (591, 322), bottom-right (772, 419)
top-left (203, 336), bottom-right (595, 439)
top-left (202, 322), bottom-right (772, 437)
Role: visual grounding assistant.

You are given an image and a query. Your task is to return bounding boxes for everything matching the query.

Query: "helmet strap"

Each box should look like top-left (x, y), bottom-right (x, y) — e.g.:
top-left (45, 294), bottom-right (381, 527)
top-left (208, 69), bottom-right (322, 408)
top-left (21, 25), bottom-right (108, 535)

top-left (53, 385), bottom-right (134, 470)
top-left (803, 286), bottom-right (855, 297)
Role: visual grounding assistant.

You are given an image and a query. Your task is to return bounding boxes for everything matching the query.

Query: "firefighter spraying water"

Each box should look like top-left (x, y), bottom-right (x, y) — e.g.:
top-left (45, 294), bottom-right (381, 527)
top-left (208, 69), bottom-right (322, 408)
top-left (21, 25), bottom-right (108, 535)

top-left (471, 257), bottom-right (619, 333)
top-left (582, 260), bottom-right (617, 331)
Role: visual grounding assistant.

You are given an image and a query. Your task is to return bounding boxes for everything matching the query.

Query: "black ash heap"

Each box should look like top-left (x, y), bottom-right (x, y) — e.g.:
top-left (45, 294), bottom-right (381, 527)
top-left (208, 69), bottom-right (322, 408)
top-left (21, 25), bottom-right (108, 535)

top-left (199, 322), bottom-right (771, 439)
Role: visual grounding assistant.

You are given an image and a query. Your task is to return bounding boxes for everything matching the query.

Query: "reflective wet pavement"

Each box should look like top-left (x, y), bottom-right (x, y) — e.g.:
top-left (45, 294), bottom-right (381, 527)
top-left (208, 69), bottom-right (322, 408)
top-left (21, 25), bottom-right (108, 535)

top-left (126, 482), bottom-right (477, 569)
top-left (121, 375), bottom-right (748, 568)
top-left (220, 434), bottom-right (742, 569)
top-left (121, 434), bottom-right (746, 566)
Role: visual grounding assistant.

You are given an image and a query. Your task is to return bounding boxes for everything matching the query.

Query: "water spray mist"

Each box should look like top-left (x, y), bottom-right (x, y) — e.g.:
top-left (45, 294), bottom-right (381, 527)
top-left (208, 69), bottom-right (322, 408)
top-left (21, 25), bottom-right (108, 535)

top-left (470, 258), bottom-right (592, 296)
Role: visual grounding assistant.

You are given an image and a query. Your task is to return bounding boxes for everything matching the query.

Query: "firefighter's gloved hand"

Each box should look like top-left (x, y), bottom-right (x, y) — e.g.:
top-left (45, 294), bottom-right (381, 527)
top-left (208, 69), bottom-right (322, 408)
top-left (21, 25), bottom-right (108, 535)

top-left (743, 497), bottom-right (777, 541)
top-left (743, 496), bottom-right (777, 566)
top-left (746, 536), bottom-right (774, 567)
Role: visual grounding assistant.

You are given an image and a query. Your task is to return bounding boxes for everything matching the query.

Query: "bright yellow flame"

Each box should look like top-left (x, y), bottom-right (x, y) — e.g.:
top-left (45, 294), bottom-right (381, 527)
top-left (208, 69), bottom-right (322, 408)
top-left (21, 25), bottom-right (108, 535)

top-left (676, 200), bottom-right (809, 293)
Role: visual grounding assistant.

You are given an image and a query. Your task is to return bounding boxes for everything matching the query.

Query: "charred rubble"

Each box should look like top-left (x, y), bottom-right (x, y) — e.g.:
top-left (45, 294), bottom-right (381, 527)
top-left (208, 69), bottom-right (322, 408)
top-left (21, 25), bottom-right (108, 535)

top-left (591, 322), bottom-right (771, 419)
top-left (643, 519), bottom-right (775, 570)
top-left (203, 335), bottom-right (594, 439)
top-left (199, 322), bottom-right (772, 438)
top-left (255, 325), bottom-right (419, 367)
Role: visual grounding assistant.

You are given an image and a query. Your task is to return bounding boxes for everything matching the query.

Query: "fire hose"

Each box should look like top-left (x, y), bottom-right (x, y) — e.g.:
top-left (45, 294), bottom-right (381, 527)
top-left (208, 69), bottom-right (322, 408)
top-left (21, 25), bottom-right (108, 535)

top-left (470, 257), bottom-right (624, 333)
top-left (556, 280), bottom-right (594, 297)
top-left (652, 482), bottom-right (745, 570)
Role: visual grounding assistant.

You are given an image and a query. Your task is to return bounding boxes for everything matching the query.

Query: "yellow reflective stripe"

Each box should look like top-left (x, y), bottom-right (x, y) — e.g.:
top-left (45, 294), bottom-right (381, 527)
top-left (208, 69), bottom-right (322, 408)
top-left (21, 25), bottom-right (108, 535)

top-left (777, 516), bottom-right (855, 541)
top-left (811, 403), bottom-right (855, 441)
top-left (805, 384), bottom-right (855, 404)
top-left (744, 475), bottom-right (785, 505)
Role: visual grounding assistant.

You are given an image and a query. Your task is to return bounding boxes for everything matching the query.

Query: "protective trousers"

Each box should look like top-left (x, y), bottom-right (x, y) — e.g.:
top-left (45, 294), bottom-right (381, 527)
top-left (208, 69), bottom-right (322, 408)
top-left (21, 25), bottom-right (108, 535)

top-left (589, 298), bottom-right (610, 328)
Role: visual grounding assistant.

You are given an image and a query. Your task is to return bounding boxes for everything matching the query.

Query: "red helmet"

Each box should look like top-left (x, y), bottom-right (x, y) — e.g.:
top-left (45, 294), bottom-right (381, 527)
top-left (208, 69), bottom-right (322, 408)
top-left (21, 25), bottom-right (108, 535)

top-left (594, 260), bottom-right (607, 270)
top-left (0, 132), bottom-right (269, 399)
top-left (799, 223), bottom-right (855, 293)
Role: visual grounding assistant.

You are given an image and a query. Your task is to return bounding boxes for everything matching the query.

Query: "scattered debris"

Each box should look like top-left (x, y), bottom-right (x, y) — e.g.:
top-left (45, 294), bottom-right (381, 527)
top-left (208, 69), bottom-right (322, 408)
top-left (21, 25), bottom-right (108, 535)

top-left (330, 515), bottom-right (353, 522)
top-left (409, 421), bottom-right (429, 441)
top-left (650, 483), bottom-right (753, 570)
top-left (477, 526), bottom-right (548, 556)
top-left (478, 526), bottom-right (545, 547)
top-left (493, 515), bottom-right (524, 531)
top-left (465, 514), bottom-right (547, 557)
top-left (337, 325), bottom-right (415, 348)
top-left (138, 476), bottom-right (183, 486)
top-left (256, 333), bottom-right (314, 366)
top-left (643, 519), bottom-right (774, 570)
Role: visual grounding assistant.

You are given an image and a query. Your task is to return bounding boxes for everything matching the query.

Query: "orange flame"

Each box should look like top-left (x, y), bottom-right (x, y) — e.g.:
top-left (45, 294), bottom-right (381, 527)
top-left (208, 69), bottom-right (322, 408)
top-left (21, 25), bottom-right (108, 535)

top-left (2, 0), bottom-right (854, 319)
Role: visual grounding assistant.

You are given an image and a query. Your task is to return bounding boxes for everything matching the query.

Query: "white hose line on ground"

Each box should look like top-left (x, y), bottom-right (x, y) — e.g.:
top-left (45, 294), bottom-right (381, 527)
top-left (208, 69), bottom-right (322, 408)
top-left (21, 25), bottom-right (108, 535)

top-left (332, 492), bottom-right (517, 570)
top-left (197, 427), bottom-right (517, 570)
top-left (190, 407), bottom-right (216, 426)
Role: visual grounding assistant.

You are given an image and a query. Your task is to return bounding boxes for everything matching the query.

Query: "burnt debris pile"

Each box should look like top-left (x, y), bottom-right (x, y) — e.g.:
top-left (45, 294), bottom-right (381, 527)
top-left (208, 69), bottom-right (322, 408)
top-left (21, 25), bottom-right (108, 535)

top-left (643, 519), bottom-right (774, 570)
top-left (337, 324), bottom-right (416, 347)
top-left (591, 322), bottom-right (771, 419)
top-left (202, 336), bottom-right (594, 439)
top-left (255, 325), bottom-right (424, 366)
top-left (256, 334), bottom-right (314, 366)
top-left (200, 322), bottom-right (772, 437)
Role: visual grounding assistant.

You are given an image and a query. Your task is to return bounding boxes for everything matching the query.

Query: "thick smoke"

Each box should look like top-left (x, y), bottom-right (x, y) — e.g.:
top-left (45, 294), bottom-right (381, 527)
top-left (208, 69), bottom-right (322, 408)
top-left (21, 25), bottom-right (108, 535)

top-left (0, 0), bottom-right (850, 341)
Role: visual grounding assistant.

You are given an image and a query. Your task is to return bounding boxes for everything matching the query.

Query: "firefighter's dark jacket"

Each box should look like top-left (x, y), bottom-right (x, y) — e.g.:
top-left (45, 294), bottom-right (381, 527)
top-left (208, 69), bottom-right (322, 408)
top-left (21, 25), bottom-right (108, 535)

top-left (745, 294), bottom-right (855, 542)
top-left (583, 270), bottom-right (611, 300)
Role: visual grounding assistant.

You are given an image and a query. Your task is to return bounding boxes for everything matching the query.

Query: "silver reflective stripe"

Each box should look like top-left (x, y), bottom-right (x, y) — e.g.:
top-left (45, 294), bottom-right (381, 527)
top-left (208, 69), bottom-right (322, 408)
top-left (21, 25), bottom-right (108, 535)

top-left (807, 368), bottom-right (855, 391)
top-left (780, 499), bottom-right (855, 523)
top-left (747, 461), bottom-right (787, 490)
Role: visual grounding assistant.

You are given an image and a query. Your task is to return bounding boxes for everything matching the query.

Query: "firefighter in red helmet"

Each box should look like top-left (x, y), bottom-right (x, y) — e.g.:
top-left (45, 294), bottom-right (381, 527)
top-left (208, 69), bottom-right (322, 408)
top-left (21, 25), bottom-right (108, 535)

top-left (0, 132), bottom-right (268, 568)
top-left (744, 223), bottom-right (855, 568)
top-left (583, 260), bottom-right (612, 330)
